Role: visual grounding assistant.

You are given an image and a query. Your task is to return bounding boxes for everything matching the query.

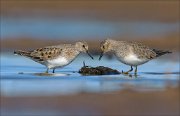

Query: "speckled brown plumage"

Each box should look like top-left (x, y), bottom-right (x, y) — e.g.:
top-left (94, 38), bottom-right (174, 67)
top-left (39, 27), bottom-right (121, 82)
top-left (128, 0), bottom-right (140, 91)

top-left (30, 47), bottom-right (63, 61)
top-left (14, 41), bottom-right (93, 73)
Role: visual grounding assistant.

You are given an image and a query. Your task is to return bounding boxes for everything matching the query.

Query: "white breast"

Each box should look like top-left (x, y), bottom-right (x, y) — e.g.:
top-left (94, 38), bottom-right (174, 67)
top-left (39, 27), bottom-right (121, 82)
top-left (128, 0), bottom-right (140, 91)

top-left (121, 54), bottom-right (148, 66)
top-left (46, 56), bottom-right (69, 69)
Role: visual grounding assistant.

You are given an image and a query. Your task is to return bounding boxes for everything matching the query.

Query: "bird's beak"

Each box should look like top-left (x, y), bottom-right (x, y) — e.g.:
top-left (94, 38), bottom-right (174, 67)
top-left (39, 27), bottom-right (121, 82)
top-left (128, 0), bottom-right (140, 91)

top-left (86, 50), bottom-right (94, 59)
top-left (99, 51), bottom-right (104, 60)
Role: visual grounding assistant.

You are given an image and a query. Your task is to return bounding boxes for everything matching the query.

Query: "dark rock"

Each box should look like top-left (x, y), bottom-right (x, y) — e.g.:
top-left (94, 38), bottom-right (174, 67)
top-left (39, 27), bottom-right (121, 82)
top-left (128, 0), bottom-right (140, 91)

top-left (79, 65), bottom-right (120, 75)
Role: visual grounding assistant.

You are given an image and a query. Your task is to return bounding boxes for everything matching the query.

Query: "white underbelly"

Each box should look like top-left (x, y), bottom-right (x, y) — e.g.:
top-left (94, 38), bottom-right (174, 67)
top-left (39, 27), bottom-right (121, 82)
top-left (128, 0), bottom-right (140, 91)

top-left (46, 56), bottom-right (69, 69)
top-left (119, 54), bottom-right (148, 66)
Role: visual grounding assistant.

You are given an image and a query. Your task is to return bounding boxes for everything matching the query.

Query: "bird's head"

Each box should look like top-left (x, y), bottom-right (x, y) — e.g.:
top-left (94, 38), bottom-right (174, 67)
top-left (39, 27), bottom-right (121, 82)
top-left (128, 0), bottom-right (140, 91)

top-left (75, 41), bottom-right (94, 59)
top-left (99, 39), bottom-right (115, 60)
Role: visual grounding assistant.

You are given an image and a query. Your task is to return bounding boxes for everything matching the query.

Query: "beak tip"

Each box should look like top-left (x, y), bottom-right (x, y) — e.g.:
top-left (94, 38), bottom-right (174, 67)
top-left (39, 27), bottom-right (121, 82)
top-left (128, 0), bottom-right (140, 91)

top-left (99, 52), bottom-right (104, 61)
top-left (86, 50), bottom-right (94, 60)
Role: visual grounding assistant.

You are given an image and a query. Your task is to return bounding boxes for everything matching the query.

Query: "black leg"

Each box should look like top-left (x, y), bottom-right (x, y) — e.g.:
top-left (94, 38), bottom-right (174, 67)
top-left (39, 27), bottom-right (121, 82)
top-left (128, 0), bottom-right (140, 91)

top-left (45, 68), bottom-right (49, 73)
top-left (135, 66), bottom-right (137, 74)
top-left (122, 66), bottom-right (133, 74)
top-left (53, 68), bottom-right (55, 73)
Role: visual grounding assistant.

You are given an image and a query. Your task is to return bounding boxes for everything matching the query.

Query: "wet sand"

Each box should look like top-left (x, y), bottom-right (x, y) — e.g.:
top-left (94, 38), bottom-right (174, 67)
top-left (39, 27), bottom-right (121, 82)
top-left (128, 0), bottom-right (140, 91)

top-left (1, 36), bottom-right (179, 52)
top-left (1, 87), bottom-right (179, 115)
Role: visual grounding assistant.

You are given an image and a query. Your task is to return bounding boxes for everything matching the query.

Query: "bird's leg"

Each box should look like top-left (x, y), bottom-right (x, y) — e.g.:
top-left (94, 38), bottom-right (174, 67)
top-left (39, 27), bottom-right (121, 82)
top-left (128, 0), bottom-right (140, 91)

top-left (52, 68), bottom-right (55, 73)
top-left (45, 68), bottom-right (49, 73)
top-left (135, 66), bottom-right (137, 75)
top-left (122, 66), bottom-right (133, 74)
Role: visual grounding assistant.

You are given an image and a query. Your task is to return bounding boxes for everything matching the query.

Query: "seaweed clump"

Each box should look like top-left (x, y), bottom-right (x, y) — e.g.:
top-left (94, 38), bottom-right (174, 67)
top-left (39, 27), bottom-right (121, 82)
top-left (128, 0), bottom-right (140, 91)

top-left (79, 62), bottom-right (120, 75)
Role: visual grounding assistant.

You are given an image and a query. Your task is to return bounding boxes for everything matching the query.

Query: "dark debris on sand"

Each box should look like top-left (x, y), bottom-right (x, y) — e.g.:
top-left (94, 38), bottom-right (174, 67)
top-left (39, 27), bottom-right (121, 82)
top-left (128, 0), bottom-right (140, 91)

top-left (79, 62), bottom-right (120, 75)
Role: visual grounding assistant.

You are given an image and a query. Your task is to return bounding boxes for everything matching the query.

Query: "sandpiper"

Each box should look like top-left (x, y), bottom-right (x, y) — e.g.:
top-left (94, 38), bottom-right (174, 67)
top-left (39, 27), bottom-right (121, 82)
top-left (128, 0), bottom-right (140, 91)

top-left (14, 41), bottom-right (94, 73)
top-left (99, 39), bottom-right (172, 74)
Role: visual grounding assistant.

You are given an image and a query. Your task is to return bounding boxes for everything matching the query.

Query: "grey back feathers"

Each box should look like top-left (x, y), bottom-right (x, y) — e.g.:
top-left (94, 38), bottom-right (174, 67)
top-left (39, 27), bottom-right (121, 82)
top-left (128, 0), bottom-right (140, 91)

top-left (101, 39), bottom-right (172, 60)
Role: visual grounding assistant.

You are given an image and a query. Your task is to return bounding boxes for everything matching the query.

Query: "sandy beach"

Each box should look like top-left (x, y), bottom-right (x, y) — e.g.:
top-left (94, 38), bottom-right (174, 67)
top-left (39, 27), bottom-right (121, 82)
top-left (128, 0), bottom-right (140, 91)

top-left (1, 87), bottom-right (179, 115)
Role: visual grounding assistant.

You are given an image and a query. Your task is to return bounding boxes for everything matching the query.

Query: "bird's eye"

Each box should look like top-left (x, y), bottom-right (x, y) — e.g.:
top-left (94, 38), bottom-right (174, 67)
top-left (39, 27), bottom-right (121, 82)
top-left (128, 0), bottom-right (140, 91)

top-left (103, 45), bottom-right (105, 49)
top-left (82, 45), bottom-right (85, 48)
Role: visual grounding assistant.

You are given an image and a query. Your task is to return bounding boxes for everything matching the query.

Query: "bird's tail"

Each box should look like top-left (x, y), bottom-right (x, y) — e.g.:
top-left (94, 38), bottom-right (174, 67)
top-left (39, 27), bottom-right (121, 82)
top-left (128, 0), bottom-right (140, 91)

top-left (14, 50), bottom-right (31, 57)
top-left (153, 49), bottom-right (172, 57)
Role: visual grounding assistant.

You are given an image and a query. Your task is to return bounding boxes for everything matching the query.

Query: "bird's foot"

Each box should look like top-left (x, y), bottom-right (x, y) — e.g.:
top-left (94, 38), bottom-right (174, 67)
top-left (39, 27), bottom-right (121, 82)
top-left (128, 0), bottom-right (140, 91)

top-left (45, 69), bottom-right (49, 74)
top-left (134, 72), bottom-right (137, 77)
top-left (122, 70), bottom-right (129, 74)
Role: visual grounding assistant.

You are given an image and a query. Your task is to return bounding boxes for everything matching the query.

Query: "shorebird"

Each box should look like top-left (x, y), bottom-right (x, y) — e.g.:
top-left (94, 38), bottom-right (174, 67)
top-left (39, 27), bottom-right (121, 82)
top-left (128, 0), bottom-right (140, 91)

top-left (99, 39), bottom-right (172, 74)
top-left (14, 41), bottom-right (94, 73)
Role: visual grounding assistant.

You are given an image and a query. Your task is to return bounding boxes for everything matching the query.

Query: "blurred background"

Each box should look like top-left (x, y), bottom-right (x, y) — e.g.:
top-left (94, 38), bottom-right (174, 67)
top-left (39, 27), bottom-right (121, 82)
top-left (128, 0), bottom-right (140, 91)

top-left (1, 0), bottom-right (179, 53)
top-left (1, 0), bottom-right (180, 116)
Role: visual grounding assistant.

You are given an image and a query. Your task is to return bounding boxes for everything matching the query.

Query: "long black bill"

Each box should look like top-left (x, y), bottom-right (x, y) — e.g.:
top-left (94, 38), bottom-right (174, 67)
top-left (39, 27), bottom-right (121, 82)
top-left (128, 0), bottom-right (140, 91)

top-left (86, 50), bottom-right (94, 59)
top-left (99, 52), bottom-right (104, 60)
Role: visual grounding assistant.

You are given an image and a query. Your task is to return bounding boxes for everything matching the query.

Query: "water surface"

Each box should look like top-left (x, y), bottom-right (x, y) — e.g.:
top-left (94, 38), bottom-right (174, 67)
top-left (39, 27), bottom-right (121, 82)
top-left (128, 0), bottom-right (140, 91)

top-left (1, 53), bottom-right (179, 97)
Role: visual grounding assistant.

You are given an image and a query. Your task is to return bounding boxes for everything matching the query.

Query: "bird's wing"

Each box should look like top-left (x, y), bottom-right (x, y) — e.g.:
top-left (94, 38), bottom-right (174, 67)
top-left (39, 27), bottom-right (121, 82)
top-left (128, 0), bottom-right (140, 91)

top-left (29, 46), bottom-right (63, 62)
top-left (130, 42), bottom-right (156, 59)
top-left (152, 49), bottom-right (172, 57)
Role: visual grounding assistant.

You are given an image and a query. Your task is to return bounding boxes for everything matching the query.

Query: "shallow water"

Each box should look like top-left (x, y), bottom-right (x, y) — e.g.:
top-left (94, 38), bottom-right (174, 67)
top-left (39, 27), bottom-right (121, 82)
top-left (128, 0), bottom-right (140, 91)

top-left (1, 53), bottom-right (179, 97)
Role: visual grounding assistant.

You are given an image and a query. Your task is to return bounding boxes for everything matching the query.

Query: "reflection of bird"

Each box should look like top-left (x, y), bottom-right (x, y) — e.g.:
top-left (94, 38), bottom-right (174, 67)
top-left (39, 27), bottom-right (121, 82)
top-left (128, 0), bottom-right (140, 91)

top-left (99, 39), bottom-right (172, 74)
top-left (14, 42), bottom-right (93, 73)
